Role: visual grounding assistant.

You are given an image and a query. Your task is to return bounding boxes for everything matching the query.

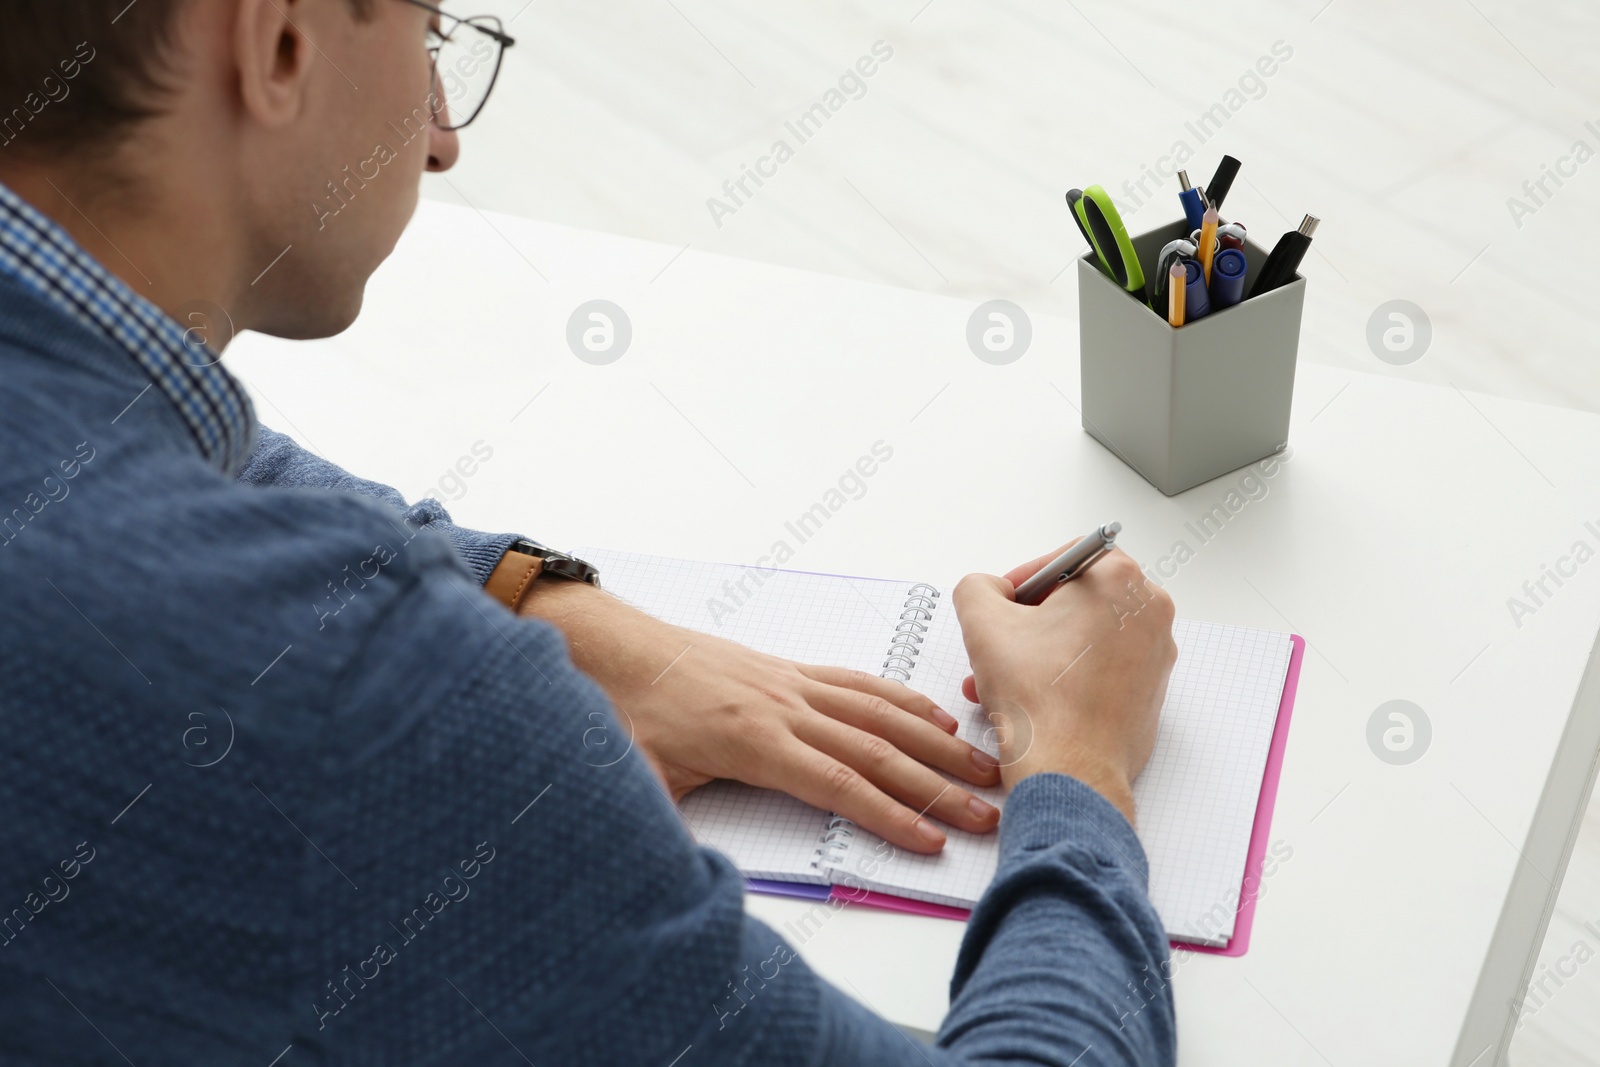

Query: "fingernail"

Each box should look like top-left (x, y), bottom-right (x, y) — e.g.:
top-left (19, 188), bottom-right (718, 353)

top-left (968, 796), bottom-right (997, 820)
top-left (915, 818), bottom-right (944, 845)
top-left (933, 707), bottom-right (959, 731)
top-left (970, 749), bottom-right (999, 773)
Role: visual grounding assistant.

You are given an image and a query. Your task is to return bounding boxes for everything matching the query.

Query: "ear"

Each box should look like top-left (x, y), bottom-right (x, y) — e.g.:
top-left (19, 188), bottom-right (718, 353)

top-left (233, 0), bottom-right (316, 128)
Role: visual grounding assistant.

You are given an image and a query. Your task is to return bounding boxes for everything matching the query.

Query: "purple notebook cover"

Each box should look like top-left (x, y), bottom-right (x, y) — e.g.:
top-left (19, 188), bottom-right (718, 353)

top-left (745, 879), bottom-right (831, 901)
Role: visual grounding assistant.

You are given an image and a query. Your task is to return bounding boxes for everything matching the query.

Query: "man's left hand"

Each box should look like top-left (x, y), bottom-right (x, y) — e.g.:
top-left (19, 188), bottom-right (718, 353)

top-left (520, 581), bottom-right (1001, 855)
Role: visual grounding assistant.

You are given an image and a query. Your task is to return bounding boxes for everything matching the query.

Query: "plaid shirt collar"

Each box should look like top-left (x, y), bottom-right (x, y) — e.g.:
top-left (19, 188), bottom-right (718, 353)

top-left (0, 179), bottom-right (255, 475)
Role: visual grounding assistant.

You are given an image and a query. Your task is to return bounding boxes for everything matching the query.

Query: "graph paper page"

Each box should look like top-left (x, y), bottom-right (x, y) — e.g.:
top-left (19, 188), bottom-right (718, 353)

top-left (1134, 620), bottom-right (1292, 943)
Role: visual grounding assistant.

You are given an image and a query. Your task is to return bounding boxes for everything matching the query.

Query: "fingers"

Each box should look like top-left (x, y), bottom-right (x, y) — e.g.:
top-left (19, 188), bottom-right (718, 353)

top-left (961, 674), bottom-right (978, 704)
top-left (952, 572), bottom-right (1020, 632)
top-left (802, 679), bottom-right (1001, 789)
top-left (768, 740), bottom-right (952, 854)
top-left (1069, 548), bottom-right (1167, 618)
top-left (952, 571), bottom-right (1017, 605)
top-left (796, 663), bottom-right (960, 733)
top-left (781, 720), bottom-right (1000, 854)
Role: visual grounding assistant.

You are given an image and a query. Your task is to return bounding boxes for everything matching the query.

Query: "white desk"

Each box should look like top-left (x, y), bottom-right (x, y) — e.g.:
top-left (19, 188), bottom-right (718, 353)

top-left (228, 200), bottom-right (1600, 1067)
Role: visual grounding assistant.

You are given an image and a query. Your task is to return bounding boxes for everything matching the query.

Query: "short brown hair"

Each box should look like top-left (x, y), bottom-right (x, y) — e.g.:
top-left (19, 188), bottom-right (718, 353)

top-left (0, 0), bottom-right (372, 158)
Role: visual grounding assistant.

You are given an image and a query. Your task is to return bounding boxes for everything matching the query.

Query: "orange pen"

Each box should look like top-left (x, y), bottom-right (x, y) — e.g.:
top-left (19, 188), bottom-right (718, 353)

top-left (1198, 206), bottom-right (1219, 284)
top-left (1167, 262), bottom-right (1186, 327)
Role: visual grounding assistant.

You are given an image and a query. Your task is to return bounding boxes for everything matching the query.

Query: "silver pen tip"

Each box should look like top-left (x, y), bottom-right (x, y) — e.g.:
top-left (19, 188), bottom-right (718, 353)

top-left (1104, 521), bottom-right (1122, 537)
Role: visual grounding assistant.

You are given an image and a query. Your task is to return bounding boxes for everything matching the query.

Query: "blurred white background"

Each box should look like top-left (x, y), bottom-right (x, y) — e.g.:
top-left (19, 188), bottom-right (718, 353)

top-left (412, 0), bottom-right (1598, 1059)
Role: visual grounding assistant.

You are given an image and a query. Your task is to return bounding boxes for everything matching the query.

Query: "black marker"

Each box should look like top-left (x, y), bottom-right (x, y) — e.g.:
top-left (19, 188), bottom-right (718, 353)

top-left (1250, 214), bottom-right (1319, 298)
top-left (1206, 155), bottom-right (1242, 212)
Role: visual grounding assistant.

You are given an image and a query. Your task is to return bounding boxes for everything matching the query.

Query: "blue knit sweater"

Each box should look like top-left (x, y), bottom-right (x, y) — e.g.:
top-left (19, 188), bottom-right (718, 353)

top-left (0, 270), bottom-right (1175, 1065)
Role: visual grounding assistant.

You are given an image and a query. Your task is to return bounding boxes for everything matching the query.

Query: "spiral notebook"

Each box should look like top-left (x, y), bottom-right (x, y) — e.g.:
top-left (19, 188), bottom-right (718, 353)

top-left (580, 548), bottom-right (1302, 952)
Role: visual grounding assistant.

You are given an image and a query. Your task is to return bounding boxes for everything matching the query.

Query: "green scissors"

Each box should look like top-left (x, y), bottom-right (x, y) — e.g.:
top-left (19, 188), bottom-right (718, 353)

top-left (1067, 185), bottom-right (1147, 307)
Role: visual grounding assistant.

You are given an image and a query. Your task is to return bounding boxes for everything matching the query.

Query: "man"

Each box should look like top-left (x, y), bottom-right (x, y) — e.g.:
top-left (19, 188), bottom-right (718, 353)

top-left (0, 2), bottom-right (1179, 1064)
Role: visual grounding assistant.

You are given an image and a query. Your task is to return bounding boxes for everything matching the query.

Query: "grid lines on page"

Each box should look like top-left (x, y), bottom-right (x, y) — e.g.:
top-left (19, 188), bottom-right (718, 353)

top-left (1135, 620), bottom-right (1292, 943)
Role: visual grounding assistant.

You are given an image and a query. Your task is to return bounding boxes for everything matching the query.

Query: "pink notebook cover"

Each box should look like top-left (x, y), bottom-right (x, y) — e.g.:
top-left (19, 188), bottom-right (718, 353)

top-left (755, 634), bottom-right (1306, 957)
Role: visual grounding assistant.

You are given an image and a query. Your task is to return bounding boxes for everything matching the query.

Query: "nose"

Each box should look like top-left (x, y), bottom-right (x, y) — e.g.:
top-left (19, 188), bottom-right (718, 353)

top-left (426, 74), bottom-right (460, 172)
top-left (427, 118), bottom-right (460, 172)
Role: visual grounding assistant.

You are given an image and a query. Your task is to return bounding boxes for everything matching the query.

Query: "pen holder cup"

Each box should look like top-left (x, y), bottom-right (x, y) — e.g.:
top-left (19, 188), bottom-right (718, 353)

top-left (1078, 219), bottom-right (1304, 496)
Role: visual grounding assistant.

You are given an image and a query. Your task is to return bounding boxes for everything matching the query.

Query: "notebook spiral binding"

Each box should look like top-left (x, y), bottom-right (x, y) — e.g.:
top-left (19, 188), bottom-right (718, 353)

top-left (811, 814), bottom-right (856, 870)
top-left (813, 582), bottom-right (943, 872)
top-left (880, 583), bottom-right (940, 683)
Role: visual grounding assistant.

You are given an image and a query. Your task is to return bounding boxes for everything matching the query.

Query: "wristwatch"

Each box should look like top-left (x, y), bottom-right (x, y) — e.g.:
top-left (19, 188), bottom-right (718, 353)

top-left (485, 539), bottom-right (601, 612)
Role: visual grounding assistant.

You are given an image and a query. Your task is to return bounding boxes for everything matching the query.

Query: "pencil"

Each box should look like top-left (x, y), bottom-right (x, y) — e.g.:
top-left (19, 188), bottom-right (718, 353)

top-left (1168, 262), bottom-right (1186, 327)
top-left (1198, 206), bottom-right (1219, 285)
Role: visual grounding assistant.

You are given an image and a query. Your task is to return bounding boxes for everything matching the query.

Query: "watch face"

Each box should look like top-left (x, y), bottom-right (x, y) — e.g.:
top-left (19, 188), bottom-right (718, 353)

top-left (513, 541), bottom-right (600, 586)
top-left (546, 557), bottom-right (601, 586)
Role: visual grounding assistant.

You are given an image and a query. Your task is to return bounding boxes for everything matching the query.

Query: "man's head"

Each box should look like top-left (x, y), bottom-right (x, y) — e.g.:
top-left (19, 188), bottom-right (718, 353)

top-left (0, 0), bottom-right (476, 342)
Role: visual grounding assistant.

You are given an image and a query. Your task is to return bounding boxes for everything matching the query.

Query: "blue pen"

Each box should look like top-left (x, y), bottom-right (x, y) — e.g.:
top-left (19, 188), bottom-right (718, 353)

top-left (1181, 258), bottom-right (1211, 320)
top-left (1177, 170), bottom-right (1207, 231)
top-left (1210, 247), bottom-right (1248, 309)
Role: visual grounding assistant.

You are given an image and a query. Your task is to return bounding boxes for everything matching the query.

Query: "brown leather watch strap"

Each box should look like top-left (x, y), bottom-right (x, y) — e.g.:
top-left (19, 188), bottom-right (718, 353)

top-left (484, 550), bottom-right (544, 612)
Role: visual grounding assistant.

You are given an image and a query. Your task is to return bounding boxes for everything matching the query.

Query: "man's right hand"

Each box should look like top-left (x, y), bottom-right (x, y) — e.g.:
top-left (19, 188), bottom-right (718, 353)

top-left (952, 543), bottom-right (1177, 824)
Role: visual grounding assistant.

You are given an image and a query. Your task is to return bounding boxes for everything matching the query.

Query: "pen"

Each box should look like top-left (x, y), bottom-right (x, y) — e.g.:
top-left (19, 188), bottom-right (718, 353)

top-left (1206, 155), bottom-right (1242, 212)
top-left (1167, 262), bottom-right (1185, 327)
top-left (1182, 258), bottom-right (1212, 321)
top-left (1250, 214), bottom-right (1320, 297)
top-left (1210, 247), bottom-right (1248, 309)
top-left (1013, 522), bottom-right (1123, 605)
top-left (1177, 170), bottom-right (1207, 231)
top-left (1191, 222), bottom-right (1245, 252)
top-left (1198, 206), bottom-right (1219, 284)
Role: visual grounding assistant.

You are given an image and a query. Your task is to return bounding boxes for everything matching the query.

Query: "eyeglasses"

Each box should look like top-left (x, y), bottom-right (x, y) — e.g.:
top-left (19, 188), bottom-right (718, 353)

top-left (399, 0), bottom-right (516, 131)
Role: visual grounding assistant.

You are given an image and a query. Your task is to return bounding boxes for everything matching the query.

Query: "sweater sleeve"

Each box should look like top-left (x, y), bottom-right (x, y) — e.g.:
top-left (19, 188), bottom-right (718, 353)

top-left (796, 778), bottom-right (1177, 1065)
top-left (236, 424), bottom-right (521, 584)
top-left (938, 775), bottom-right (1178, 1062)
top-left (285, 547), bottom-right (1176, 1067)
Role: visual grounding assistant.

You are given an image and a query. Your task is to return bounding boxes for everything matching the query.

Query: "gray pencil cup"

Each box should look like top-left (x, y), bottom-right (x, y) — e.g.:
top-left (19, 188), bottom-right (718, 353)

top-left (1077, 219), bottom-right (1304, 496)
